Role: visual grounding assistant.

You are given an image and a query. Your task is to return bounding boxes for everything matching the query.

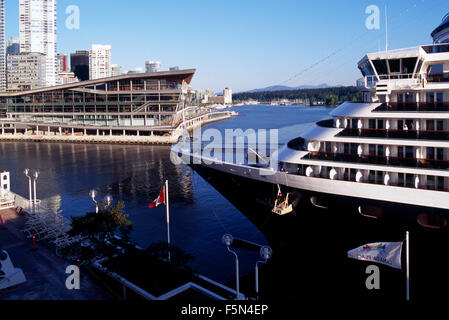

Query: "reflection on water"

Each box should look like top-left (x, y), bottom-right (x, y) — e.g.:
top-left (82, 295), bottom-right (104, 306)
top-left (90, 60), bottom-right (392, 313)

top-left (0, 105), bottom-right (334, 286)
top-left (0, 142), bottom-right (266, 283)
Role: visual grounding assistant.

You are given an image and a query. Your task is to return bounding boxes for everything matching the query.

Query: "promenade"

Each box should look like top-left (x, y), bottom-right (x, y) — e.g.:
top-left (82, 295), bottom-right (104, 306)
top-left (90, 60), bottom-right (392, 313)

top-left (0, 208), bottom-right (112, 300)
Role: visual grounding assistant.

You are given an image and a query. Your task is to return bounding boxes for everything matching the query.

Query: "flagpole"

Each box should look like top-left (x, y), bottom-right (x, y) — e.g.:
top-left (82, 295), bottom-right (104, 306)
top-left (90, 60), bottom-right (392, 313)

top-left (165, 180), bottom-right (171, 263)
top-left (406, 231), bottom-right (410, 301)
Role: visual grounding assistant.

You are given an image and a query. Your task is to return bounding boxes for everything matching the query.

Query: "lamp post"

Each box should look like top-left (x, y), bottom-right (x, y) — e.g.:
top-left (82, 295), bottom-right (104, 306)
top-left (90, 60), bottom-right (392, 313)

top-left (89, 189), bottom-right (99, 214)
top-left (222, 234), bottom-right (240, 300)
top-left (104, 194), bottom-right (113, 207)
top-left (33, 171), bottom-right (40, 208)
top-left (255, 246), bottom-right (272, 300)
top-left (23, 169), bottom-right (32, 207)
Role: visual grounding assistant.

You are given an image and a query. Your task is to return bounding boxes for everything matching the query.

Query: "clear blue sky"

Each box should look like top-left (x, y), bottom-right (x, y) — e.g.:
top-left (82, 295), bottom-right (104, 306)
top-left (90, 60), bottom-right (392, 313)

top-left (4, 0), bottom-right (448, 92)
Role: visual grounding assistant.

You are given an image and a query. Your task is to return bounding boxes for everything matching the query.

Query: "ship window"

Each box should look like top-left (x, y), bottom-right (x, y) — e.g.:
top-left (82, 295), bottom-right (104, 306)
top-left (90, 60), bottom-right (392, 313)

top-left (352, 119), bottom-right (358, 128)
top-left (402, 58), bottom-right (418, 74)
top-left (437, 148), bottom-right (444, 161)
top-left (372, 59), bottom-right (388, 75)
top-left (377, 120), bottom-right (384, 129)
top-left (377, 145), bottom-right (384, 157)
top-left (427, 148), bottom-right (435, 160)
top-left (388, 59), bottom-right (401, 73)
top-left (376, 172), bottom-right (384, 185)
top-left (398, 147), bottom-right (404, 158)
top-left (369, 145), bottom-right (376, 156)
top-left (350, 169), bottom-right (357, 181)
top-left (426, 92), bottom-right (435, 103)
top-left (350, 144), bottom-right (358, 155)
top-left (398, 173), bottom-right (405, 186)
top-left (369, 119), bottom-right (376, 129)
top-left (406, 147), bottom-right (414, 159)
top-left (406, 174), bottom-right (414, 188)
top-left (437, 177), bottom-right (445, 191)
top-left (398, 120), bottom-right (405, 131)
top-left (427, 120), bottom-right (435, 131)
top-left (427, 176), bottom-right (436, 190)
top-left (360, 61), bottom-right (375, 76)
top-left (369, 171), bottom-right (376, 183)
top-left (427, 64), bottom-right (444, 74)
top-left (437, 120), bottom-right (444, 131)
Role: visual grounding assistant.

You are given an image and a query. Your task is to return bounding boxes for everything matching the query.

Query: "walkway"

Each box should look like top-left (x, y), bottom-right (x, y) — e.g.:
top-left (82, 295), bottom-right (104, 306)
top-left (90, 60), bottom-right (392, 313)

top-left (0, 208), bottom-right (112, 300)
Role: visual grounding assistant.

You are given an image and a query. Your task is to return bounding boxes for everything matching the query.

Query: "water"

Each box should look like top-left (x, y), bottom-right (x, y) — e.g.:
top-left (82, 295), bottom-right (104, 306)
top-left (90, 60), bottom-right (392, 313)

top-left (0, 105), bottom-right (332, 285)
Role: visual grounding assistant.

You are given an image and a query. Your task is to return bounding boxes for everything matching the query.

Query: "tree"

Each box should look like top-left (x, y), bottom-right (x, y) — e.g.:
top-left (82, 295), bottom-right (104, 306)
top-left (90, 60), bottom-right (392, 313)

top-left (70, 201), bottom-right (133, 245)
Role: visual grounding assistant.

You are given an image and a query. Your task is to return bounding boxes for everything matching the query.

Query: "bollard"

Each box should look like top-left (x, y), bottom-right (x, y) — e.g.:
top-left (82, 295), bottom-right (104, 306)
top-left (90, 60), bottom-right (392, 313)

top-left (32, 231), bottom-right (37, 251)
top-left (1, 215), bottom-right (6, 230)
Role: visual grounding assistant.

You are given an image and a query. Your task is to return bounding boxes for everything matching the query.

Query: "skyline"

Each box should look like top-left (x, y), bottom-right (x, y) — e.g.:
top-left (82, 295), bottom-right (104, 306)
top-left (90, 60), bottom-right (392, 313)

top-left (3, 0), bottom-right (449, 92)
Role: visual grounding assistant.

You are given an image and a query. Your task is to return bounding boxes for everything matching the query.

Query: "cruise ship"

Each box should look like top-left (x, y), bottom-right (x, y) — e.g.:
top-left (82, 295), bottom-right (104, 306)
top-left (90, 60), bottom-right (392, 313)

top-left (173, 14), bottom-right (449, 229)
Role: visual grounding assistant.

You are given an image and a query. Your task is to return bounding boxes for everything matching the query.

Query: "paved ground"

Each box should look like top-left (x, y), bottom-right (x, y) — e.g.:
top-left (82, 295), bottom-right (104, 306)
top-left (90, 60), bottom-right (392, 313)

top-left (0, 208), bottom-right (113, 300)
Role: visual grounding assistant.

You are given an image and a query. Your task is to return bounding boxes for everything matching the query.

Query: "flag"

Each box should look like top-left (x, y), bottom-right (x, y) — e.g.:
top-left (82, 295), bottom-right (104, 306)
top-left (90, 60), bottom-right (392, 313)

top-left (149, 186), bottom-right (165, 208)
top-left (348, 242), bottom-right (403, 270)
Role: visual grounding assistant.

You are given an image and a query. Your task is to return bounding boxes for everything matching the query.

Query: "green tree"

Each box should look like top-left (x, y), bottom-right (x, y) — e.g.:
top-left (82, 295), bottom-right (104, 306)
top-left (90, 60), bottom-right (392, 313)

top-left (70, 201), bottom-right (133, 245)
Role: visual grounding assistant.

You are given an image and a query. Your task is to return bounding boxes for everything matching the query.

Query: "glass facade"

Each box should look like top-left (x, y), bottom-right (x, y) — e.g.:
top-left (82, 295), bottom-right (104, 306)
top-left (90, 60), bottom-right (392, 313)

top-left (0, 71), bottom-right (194, 130)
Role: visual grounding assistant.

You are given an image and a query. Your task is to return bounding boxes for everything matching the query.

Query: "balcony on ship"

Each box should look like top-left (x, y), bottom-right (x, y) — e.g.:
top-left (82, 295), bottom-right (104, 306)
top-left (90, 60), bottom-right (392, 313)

top-left (337, 127), bottom-right (449, 141)
top-left (302, 151), bottom-right (449, 170)
top-left (374, 101), bottom-right (449, 112)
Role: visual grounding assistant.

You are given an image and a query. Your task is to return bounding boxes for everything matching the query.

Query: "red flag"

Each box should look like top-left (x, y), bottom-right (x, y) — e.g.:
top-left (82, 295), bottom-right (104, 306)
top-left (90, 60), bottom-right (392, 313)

top-left (149, 186), bottom-right (165, 208)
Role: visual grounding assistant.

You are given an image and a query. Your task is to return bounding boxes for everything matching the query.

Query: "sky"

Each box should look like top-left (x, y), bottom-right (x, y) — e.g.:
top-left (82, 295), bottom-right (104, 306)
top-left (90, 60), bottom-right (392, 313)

top-left (4, 0), bottom-right (449, 92)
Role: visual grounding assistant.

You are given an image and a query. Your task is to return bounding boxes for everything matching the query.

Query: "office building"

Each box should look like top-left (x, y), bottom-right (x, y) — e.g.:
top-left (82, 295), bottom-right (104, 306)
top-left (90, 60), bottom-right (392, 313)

top-left (19, 0), bottom-right (57, 87)
top-left (6, 52), bottom-right (46, 91)
top-left (146, 61), bottom-right (161, 73)
top-left (111, 64), bottom-right (121, 76)
top-left (0, 0), bottom-right (5, 91)
top-left (6, 37), bottom-right (20, 55)
top-left (70, 51), bottom-right (89, 81)
top-left (89, 44), bottom-right (111, 80)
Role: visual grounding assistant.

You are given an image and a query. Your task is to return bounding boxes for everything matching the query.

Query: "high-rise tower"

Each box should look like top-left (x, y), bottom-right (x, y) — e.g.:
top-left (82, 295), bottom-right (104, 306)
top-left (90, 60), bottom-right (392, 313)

top-left (19, 0), bottom-right (57, 87)
top-left (0, 0), bottom-right (6, 91)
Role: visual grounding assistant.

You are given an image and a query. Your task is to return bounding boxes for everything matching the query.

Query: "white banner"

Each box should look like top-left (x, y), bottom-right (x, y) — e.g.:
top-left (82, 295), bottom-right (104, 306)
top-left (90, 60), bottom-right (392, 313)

top-left (348, 242), bottom-right (403, 270)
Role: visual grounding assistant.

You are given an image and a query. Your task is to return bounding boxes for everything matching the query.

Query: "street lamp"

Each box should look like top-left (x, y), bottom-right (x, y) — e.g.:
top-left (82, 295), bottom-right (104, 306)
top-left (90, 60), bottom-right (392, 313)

top-left (33, 171), bottom-right (40, 207)
top-left (104, 194), bottom-right (113, 207)
top-left (23, 169), bottom-right (32, 206)
top-left (89, 189), bottom-right (99, 214)
top-left (255, 246), bottom-right (272, 300)
top-left (222, 234), bottom-right (240, 300)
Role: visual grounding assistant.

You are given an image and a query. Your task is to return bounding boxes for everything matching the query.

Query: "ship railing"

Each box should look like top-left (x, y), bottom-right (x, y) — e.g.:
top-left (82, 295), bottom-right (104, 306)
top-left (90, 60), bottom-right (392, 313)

top-left (374, 101), bottom-right (449, 112)
top-left (291, 170), bottom-right (449, 192)
top-left (424, 71), bottom-right (449, 83)
top-left (337, 127), bottom-right (449, 141)
top-left (302, 151), bottom-right (449, 170)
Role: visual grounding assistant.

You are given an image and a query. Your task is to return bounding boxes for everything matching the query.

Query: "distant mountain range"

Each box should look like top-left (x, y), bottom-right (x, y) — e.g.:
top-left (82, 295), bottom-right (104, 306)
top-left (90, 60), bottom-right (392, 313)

top-left (244, 84), bottom-right (332, 93)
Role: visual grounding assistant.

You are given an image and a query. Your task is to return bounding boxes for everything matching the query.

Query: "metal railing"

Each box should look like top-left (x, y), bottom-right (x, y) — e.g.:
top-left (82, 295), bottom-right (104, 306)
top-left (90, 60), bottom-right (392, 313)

top-left (338, 128), bottom-right (449, 141)
top-left (374, 101), bottom-right (449, 112)
top-left (302, 151), bottom-right (449, 170)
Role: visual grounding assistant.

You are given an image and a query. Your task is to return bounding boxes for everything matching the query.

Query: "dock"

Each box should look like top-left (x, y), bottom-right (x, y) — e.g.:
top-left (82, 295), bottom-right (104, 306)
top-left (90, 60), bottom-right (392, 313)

top-left (0, 110), bottom-right (234, 145)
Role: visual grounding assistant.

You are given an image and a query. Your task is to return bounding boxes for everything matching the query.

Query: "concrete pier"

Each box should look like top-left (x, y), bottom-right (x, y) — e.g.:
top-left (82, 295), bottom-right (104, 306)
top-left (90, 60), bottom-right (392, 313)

top-left (0, 111), bottom-right (234, 146)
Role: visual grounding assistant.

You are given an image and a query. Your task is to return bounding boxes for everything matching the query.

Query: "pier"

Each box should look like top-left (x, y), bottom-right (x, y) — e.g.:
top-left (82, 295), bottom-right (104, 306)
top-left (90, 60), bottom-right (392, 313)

top-left (0, 110), bottom-right (234, 145)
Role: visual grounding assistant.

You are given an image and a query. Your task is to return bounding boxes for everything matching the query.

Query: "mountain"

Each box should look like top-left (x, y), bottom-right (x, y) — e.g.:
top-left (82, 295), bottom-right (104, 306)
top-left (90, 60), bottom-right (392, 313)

top-left (246, 84), bottom-right (330, 93)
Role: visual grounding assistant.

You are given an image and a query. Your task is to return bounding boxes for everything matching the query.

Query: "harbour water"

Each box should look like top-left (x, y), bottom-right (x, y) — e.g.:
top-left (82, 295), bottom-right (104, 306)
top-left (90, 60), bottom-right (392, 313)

top-left (0, 104), bottom-right (332, 285)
